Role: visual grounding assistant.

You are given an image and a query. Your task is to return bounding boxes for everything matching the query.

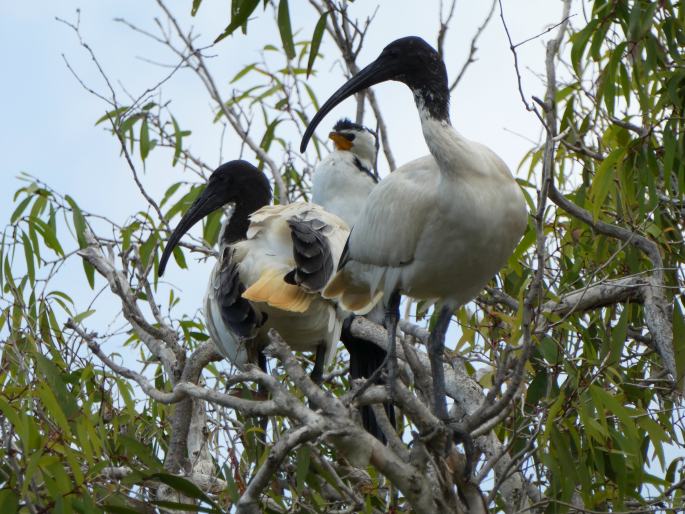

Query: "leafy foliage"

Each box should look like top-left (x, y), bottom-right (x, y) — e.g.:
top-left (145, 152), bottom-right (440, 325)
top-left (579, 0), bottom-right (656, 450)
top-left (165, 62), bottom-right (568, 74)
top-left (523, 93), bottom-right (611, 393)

top-left (1, 0), bottom-right (684, 512)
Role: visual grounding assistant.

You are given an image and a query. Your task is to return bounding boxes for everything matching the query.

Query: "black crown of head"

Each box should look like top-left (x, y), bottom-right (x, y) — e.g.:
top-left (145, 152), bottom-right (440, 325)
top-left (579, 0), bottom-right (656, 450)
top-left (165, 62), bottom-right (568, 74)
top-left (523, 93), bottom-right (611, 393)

top-left (333, 118), bottom-right (376, 139)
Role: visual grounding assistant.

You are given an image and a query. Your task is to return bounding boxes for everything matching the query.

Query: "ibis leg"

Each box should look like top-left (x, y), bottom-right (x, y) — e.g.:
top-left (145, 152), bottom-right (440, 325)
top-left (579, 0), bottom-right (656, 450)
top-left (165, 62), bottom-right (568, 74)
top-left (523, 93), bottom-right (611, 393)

top-left (256, 352), bottom-right (269, 446)
top-left (342, 314), bottom-right (396, 443)
top-left (428, 305), bottom-right (452, 420)
top-left (351, 291), bottom-right (401, 400)
top-left (384, 290), bottom-right (402, 398)
top-left (310, 343), bottom-right (326, 385)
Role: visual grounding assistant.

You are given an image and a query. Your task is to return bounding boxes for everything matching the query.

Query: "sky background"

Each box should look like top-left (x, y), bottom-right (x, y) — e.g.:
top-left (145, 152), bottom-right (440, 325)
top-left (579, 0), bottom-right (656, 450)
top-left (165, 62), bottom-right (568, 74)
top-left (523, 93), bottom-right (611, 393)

top-left (3, 2), bottom-right (678, 490)
top-left (0, 1), bottom-right (564, 349)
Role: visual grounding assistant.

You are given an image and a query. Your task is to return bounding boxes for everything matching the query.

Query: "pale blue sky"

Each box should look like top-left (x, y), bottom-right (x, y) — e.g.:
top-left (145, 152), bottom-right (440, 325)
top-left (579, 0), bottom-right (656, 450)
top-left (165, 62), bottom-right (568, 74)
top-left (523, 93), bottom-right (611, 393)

top-left (1, 1), bottom-right (562, 346)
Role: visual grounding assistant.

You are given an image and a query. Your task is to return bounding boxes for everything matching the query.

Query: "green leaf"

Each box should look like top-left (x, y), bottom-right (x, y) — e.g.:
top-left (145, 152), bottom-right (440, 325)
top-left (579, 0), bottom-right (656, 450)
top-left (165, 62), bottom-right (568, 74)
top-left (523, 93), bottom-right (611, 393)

top-left (21, 232), bottom-right (35, 285)
top-left (147, 473), bottom-right (215, 504)
top-left (65, 195), bottom-right (88, 248)
top-left (295, 444), bottom-right (310, 493)
top-left (674, 301), bottom-right (685, 385)
top-left (34, 353), bottom-right (79, 419)
top-left (590, 148), bottom-right (624, 220)
top-left (307, 11), bottom-right (328, 76)
top-left (140, 118), bottom-right (150, 161)
top-left (83, 260), bottom-right (95, 289)
top-left (37, 385), bottom-right (72, 437)
top-left (95, 106), bottom-right (130, 127)
top-left (0, 490), bottom-right (19, 513)
top-left (139, 232), bottom-right (158, 269)
top-left (570, 19), bottom-right (598, 75)
top-left (117, 435), bottom-right (163, 470)
top-left (221, 463), bottom-right (240, 503)
top-left (72, 309), bottom-right (96, 324)
top-left (608, 307), bottom-right (628, 366)
top-left (277, 0), bottom-right (296, 60)
top-left (215, 0), bottom-right (260, 43)
top-left (259, 118), bottom-right (282, 152)
top-left (230, 63), bottom-right (258, 84)
top-left (104, 505), bottom-right (145, 514)
top-left (11, 196), bottom-right (32, 224)
top-left (172, 116), bottom-right (183, 166)
top-left (190, 0), bottom-right (202, 16)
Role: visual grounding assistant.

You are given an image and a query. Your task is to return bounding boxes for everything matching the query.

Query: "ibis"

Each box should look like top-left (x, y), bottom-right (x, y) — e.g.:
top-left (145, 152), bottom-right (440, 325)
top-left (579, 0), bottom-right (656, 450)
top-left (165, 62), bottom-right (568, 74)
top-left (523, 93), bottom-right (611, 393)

top-left (158, 119), bottom-right (378, 387)
top-left (300, 37), bottom-right (527, 423)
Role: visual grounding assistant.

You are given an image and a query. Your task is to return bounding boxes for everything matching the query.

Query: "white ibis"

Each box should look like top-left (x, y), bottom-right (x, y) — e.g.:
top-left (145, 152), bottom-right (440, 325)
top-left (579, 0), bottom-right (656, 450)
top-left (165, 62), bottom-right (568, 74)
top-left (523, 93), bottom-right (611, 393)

top-left (312, 118), bottom-right (379, 226)
top-left (300, 37), bottom-right (527, 422)
top-left (313, 119), bottom-right (396, 440)
top-left (158, 120), bottom-right (378, 385)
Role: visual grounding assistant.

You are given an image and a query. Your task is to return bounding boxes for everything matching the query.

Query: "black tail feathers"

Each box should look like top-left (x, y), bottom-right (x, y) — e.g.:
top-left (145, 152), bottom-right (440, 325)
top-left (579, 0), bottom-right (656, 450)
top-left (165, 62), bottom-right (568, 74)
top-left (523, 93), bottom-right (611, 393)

top-left (342, 316), bottom-right (396, 443)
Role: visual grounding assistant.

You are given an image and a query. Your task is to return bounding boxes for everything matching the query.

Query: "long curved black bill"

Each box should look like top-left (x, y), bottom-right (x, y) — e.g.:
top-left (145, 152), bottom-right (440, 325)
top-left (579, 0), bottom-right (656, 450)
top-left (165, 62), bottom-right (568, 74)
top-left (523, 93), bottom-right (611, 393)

top-left (300, 57), bottom-right (397, 153)
top-left (158, 187), bottom-right (225, 277)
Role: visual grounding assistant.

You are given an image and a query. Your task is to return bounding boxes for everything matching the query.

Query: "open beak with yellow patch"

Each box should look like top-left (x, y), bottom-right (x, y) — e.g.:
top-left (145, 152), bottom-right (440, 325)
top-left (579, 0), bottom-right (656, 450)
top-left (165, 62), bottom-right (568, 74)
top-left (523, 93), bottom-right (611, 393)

top-left (329, 131), bottom-right (354, 151)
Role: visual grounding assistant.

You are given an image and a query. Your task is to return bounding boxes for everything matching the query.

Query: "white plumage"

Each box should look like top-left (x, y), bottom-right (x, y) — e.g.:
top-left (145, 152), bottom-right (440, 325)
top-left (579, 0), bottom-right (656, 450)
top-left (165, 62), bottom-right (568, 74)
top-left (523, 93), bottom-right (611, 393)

top-left (160, 121), bottom-right (378, 379)
top-left (327, 119), bottom-right (526, 312)
top-left (300, 36), bottom-right (527, 421)
top-left (204, 203), bottom-right (349, 368)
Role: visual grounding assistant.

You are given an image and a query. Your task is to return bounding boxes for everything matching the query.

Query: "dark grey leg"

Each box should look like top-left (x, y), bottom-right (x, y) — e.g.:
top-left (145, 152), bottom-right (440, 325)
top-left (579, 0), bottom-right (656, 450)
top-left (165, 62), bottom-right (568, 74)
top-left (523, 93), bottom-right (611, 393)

top-left (384, 290), bottom-right (402, 398)
top-left (351, 290), bottom-right (402, 400)
top-left (310, 343), bottom-right (326, 385)
top-left (256, 352), bottom-right (269, 447)
top-left (429, 305), bottom-right (452, 420)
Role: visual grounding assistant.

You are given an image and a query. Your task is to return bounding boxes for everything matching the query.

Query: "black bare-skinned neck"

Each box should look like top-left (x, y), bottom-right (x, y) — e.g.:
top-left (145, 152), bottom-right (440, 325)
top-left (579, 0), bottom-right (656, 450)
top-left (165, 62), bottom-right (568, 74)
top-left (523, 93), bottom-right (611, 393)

top-left (158, 160), bottom-right (271, 276)
top-left (212, 161), bottom-right (272, 244)
top-left (378, 37), bottom-right (449, 120)
top-left (300, 36), bottom-right (450, 153)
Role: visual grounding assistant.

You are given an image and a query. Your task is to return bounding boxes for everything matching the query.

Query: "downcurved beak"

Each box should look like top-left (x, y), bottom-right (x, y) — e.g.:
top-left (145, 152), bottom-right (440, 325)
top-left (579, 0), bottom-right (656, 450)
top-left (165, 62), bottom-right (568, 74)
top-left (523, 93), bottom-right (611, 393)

top-left (158, 186), bottom-right (225, 277)
top-left (300, 56), bottom-right (398, 153)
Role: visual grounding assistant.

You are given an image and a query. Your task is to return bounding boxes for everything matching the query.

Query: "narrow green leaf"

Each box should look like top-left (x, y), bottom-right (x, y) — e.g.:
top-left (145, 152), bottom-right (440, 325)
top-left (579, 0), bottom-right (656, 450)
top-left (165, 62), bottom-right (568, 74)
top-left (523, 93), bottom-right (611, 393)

top-left (39, 214), bottom-right (65, 256)
top-left (214, 0), bottom-right (260, 43)
top-left (203, 210), bottom-right (222, 247)
top-left (29, 193), bottom-right (48, 219)
top-left (259, 118), bottom-right (282, 153)
top-left (277, 0), bottom-right (296, 60)
top-left (140, 118), bottom-right (150, 161)
top-left (72, 309), bottom-right (96, 324)
top-left (104, 505), bottom-right (145, 514)
top-left (172, 246), bottom-right (187, 270)
top-left (590, 148), bottom-right (624, 220)
top-left (230, 63), bottom-right (258, 84)
top-left (0, 489), bottom-right (19, 512)
top-left (570, 19), bottom-right (598, 75)
top-left (147, 473), bottom-right (215, 504)
top-left (39, 302), bottom-right (53, 346)
top-left (139, 232), bottom-right (158, 269)
top-left (307, 11), bottom-right (328, 76)
top-left (190, 0), bottom-right (202, 15)
top-left (95, 106), bottom-right (130, 126)
top-left (34, 353), bottom-right (79, 419)
top-left (21, 232), bottom-right (35, 285)
top-left (37, 385), bottom-right (72, 437)
top-left (609, 307), bottom-right (628, 366)
top-left (11, 196), bottom-right (32, 224)
top-left (674, 301), bottom-right (685, 384)
top-left (171, 116), bottom-right (183, 166)
top-left (83, 260), bottom-right (95, 289)
top-left (0, 231), bottom-right (5, 290)
top-left (160, 183), bottom-right (183, 209)
top-left (65, 195), bottom-right (88, 248)
top-left (295, 445), bottom-right (310, 493)
top-left (152, 501), bottom-right (217, 513)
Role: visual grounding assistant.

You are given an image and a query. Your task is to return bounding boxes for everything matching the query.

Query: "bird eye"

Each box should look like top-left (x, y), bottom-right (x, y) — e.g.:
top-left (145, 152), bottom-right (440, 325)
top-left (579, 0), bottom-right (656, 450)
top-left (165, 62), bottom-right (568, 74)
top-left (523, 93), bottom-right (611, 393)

top-left (343, 133), bottom-right (356, 142)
